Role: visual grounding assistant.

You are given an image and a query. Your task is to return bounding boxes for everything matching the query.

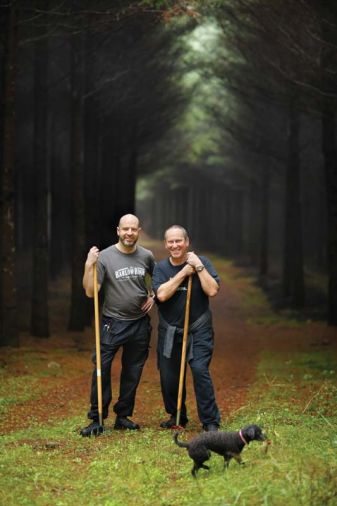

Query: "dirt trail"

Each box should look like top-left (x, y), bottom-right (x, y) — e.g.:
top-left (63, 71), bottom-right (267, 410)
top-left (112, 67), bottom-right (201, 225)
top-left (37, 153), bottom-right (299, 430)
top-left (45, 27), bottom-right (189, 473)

top-left (1, 239), bottom-right (336, 434)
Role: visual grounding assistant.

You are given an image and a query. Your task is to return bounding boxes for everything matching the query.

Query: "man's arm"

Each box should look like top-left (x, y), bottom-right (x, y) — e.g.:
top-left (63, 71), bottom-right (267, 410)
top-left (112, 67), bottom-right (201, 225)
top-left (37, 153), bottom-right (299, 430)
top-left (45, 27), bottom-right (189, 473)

top-left (140, 252), bottom-right (156, 313)
top-left (186, 252), bottom-right (219, 297)
top-left (156, 263), bottom-right (194, 302)
top-left (82, 246), bottom-right (101, 298)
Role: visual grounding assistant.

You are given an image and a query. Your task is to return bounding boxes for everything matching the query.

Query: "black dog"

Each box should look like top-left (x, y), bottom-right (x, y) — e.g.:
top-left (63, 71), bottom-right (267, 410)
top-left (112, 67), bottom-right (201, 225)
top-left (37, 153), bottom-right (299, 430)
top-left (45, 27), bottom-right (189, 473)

top-left (174, 424), bottom-right (267, 476)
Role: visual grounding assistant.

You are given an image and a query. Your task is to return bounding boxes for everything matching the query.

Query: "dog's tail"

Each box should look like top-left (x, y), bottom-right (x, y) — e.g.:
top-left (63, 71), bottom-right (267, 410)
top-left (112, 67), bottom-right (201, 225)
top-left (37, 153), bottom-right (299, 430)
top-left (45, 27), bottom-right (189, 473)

top-left (173, 431), bottom-right (189, 449)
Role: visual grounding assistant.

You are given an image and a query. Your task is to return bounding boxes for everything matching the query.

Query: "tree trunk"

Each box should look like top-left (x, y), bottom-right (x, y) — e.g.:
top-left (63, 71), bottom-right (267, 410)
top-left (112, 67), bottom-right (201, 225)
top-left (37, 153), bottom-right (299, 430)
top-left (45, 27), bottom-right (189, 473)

top-left (320, 4), bottom-right (337, 326)
top-left (117, 140), bottom-right (137, 218)
top-left (68, 28), bottom-right (87, 331)
top-left (84, 31), bottom-right (101, 249)
top-left (233, 189), bottom-right (243, 257)
top-left (248, 179), bottom-right (259, 265)
top-left (316, 184), bottom-right (327, 268)
top-left (223, 187), bottom-right (232, 257)
top-left (50, 114), bottom-right (66, 280)
top-left (283, 102), bottom-right (305, 307)
top-left (31, 2), bottom-right (50, 337)
top-left (0, 5), bottom-right (18, 347)
top-left (259, 167), bottom-right (270, 282)
top-left (321, 110), bottom-right (337, 325)
top-left (100, 123), bottom-right (120, 247)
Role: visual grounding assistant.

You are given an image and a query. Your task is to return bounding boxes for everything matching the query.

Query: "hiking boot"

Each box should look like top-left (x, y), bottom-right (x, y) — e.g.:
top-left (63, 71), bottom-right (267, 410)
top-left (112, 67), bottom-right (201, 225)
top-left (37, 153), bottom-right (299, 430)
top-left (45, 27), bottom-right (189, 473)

top-left (160, 415), bottom-right (187, 429)
top-left (80, 421), bottom-right (104, 437)
top-left (114, 417), bottom-right (140, 430)
top-left (203, 423), bottom-right (219, 432)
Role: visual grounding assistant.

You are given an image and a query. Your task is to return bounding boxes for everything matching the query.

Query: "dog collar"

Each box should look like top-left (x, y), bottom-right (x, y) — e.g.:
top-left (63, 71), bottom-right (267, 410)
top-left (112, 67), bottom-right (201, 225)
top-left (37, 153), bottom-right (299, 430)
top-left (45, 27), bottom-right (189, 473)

top-left (239, 430), bottom-right (248, 445)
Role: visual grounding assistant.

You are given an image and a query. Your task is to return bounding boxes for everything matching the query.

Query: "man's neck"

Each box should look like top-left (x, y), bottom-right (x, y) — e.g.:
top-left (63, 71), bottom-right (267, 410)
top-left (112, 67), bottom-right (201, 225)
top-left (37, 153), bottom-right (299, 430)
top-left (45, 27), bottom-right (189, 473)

top-left (115, 242), bottom-right (137, 254)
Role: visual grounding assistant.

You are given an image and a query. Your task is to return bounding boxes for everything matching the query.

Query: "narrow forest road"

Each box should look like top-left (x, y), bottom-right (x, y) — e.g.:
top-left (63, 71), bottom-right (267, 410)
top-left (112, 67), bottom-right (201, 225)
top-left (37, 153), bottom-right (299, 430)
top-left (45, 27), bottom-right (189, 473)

top-left (1, 238), bottom-right (336, 434)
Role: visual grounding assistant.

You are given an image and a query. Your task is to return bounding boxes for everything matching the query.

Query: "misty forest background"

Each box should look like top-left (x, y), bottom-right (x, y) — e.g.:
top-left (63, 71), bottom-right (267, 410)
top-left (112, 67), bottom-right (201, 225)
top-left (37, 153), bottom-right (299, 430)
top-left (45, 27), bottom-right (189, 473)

top-left (1, 0), bottom-right (337, 348)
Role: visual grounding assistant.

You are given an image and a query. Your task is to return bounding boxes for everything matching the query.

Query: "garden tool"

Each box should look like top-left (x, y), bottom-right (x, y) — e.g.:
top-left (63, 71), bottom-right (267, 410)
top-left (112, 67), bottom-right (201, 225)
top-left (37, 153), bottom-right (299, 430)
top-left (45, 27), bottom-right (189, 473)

top-left (93, 263), bottom-right (104, 435)
top-left (175, 274), bottom-right (193, 429)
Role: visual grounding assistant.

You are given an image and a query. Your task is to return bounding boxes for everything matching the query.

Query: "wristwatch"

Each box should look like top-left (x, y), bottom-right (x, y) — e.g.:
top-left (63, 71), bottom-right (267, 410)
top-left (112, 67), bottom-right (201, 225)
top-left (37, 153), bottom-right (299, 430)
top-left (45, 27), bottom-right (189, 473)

top-left (195, 264), bottom-right (205, 272)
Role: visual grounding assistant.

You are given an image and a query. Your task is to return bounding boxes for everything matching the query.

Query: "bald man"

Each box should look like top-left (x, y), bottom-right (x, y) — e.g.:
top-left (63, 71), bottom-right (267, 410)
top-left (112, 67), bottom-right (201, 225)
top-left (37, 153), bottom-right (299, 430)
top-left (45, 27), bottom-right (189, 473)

top-left (80, 214), bottom-right (155, 436)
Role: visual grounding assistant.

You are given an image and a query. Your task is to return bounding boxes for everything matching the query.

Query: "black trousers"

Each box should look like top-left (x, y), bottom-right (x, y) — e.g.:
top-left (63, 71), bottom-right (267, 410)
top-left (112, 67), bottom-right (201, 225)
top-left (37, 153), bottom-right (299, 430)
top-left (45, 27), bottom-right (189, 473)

top-left (88, 314), bottom-right (151, 421)
top-left (157, 323), bottom-right (220, 427)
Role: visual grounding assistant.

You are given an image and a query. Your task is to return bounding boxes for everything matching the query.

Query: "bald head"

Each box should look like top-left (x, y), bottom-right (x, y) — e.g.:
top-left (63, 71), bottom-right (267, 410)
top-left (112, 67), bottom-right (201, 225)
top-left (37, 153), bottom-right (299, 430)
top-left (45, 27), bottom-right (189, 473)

top-left (118, 214), bottom-right (140, 228)
top-left (117, 214), bottom-right (141, 251)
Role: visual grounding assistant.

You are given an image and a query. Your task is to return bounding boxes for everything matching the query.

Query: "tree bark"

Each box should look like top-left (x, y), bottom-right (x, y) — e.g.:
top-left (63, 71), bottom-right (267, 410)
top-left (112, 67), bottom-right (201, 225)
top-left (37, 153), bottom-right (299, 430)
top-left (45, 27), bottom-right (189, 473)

top-left (259, 167), bottom-right (270, 282)
top-left (117, 140), bottom-right (137, 218)
top-left (321, 107), bottom-right (337, 325)
top-left (31, 2), bottom-right (50, 337)
top-left (248, 179), bottom-right (259, 265)
top-left (283, 101), bottom-right (305, 307)
top-left (0, 5), bottom-right (18, 347)
top-left (233, 189), bottom-right (243, 258)
top-left (68, 27), bottom-right (87, 331)
top-left (320, 3), bottom-right (337, 325)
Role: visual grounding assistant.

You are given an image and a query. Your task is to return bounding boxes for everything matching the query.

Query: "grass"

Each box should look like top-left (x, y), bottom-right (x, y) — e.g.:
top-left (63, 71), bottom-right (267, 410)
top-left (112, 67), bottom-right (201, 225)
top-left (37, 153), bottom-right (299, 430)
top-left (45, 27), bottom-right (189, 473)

top-left (1, 349), bottom-right (337, 505)
top-left (1, 249), bottom-right (336, 505)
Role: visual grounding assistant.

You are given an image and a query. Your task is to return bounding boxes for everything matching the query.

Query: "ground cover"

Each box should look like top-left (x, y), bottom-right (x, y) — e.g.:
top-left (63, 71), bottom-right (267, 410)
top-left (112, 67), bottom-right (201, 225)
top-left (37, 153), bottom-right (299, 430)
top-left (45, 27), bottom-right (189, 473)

top-left (0, 242), bottom-right (336, 505)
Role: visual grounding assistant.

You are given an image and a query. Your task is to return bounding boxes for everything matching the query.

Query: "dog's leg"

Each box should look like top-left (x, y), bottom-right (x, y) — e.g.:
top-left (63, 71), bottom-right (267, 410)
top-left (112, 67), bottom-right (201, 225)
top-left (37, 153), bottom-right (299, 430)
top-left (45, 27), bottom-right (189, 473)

top-left (223, 454), bottom-right (231, 469)
top-left (231, 453), bottom-right (245, 466)
top-left (191, 463), bottom-right (199, 477)
top-left (189, 446), bottom-right (210, 478)
top-left (224, 452), bottom-right (244, 468)
top-left (191, 460), bottom-right (210, 477)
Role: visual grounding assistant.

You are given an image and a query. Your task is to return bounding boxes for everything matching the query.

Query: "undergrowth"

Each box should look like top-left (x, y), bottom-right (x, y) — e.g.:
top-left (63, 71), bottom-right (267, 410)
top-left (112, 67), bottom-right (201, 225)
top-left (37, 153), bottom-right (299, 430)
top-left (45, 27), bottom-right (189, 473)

top-left (1, 349), bottom-right (336, 506)
top-left (1, 249), bottom-right (336, 505)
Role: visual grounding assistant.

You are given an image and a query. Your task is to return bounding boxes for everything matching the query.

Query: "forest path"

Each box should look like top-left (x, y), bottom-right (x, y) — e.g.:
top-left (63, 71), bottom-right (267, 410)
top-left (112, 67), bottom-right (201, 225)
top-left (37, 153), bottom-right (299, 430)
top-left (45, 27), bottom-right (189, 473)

top-left (0, 238), bottom-right (336, 434)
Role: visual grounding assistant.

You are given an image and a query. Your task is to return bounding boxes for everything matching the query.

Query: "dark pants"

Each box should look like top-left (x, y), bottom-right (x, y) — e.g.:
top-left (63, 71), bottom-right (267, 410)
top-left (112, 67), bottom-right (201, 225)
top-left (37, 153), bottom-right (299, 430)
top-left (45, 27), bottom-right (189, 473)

top-left (88, 314), bottom-right (151, 421)
top-left (157, 323), bottom-right (220, 426)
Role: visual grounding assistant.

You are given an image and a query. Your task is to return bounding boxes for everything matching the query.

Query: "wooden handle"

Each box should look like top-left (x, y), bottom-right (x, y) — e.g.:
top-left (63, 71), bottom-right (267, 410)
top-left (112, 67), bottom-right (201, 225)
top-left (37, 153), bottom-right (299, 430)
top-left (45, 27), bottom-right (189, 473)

top-left (93, 264), bottom-right (103, 427)
top-left (176, 275), bottom-right (193, 427)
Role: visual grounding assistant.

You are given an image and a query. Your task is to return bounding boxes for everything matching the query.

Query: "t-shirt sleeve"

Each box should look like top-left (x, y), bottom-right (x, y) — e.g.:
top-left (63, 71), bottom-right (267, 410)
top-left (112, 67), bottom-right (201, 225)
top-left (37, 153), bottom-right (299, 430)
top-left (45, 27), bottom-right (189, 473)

top-left (202, 256), bottom-right (220, 285)
top-left (96, 257), bottom-right (106, 285)
top-left (152, 263), bottom-right (168, 294)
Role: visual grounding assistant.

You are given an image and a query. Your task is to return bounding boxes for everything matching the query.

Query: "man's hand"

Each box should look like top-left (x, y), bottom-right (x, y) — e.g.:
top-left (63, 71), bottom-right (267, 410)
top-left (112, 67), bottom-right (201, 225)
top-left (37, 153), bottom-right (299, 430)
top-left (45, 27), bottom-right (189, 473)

top-left (186, 251), bottom-right (202, 269)
top-left (83, 246), bottom-right (100, 297)
top-left (182, 263), bottom-right (195, 276)
top-left (86, 246), bottom-right (100, 266)
top-left (141, 295), bottom-right (155, 314)
top-left (187, 251), bottom-right (219, 297)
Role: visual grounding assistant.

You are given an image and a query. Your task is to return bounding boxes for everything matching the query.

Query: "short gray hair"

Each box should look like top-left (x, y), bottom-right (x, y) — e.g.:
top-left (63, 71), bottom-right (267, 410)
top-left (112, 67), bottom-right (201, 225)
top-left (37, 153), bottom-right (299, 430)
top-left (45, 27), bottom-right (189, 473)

top-left (164, 225), bottom-right (189, 240)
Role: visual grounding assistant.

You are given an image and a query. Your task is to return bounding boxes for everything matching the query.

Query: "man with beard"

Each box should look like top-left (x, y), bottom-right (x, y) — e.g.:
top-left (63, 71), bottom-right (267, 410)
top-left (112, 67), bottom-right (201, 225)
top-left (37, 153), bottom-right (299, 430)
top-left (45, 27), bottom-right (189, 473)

top-left (80, 214), bottom-right (155, 436)
top-left (153, 225), bottom-right (221, 432)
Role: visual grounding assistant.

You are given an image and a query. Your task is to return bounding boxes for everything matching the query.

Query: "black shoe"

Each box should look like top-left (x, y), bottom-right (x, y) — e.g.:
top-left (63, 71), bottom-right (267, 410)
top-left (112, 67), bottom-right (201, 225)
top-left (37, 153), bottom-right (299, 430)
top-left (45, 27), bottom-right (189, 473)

top-left (160, 416), bottom-right (187, 429)
top-left (80, 421), bottom-right (104, 437)
top-left (203, 424), bottom-right (219, 432)
top-left (114, 417), bottom-right (140, 430)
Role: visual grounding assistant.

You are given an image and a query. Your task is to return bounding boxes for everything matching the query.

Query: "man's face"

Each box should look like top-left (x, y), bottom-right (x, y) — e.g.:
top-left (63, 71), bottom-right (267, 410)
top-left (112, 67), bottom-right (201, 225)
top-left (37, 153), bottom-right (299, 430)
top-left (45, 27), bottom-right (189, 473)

top-left (165, 228), bottom-right (189, 261)
top-left (117, 217), bottom-right (140, 248)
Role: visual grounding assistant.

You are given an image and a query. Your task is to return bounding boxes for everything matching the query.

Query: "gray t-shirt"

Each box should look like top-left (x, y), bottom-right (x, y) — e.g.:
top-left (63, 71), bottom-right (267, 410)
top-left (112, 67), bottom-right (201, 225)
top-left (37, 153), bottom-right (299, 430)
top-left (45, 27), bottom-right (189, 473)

top-left (96, 244), bottom-right (155, 320)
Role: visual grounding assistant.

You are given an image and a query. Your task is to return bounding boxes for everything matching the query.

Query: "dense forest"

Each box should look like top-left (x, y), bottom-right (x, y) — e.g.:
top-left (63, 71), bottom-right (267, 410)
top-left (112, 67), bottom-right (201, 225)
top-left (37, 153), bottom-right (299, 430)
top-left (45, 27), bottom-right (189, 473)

top-left (1, 0), bottom-right (337, 347)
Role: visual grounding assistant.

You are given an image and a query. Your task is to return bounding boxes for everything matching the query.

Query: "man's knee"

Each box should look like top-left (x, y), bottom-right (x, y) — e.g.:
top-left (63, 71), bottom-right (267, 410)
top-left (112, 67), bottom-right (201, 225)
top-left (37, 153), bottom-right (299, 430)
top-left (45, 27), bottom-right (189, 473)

top-left (189, 361), bottom-right (210, 379)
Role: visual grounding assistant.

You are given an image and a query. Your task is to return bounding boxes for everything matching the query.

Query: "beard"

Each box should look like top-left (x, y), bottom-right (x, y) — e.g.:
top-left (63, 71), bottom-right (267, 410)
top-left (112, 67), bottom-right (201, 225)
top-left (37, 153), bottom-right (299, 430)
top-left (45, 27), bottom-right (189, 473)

top-left (120, 236), bottom-right (138, 247)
